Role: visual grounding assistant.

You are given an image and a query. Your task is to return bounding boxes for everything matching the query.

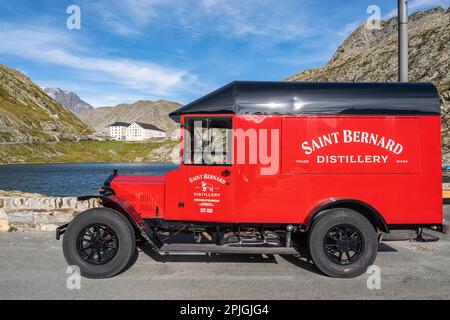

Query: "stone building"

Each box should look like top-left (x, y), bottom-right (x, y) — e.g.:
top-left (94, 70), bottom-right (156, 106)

top-left (109, 122), bottom-right (166, 141)
top-left (109, 122), bottom-right (130, 140)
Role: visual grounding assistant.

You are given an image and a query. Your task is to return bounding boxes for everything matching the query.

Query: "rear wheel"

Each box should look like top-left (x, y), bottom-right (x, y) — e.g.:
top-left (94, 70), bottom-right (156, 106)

top-left (62, 208), bottom-right (136, 279)
top-left (308, 208), bottom-right (378, 278)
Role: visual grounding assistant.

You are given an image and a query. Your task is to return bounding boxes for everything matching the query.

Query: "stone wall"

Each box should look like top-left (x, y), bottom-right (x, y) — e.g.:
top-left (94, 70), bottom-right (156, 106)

top-left (0, 196), bottom-right (99, 232)
top-left (1, 183), bottom-right (449, 232)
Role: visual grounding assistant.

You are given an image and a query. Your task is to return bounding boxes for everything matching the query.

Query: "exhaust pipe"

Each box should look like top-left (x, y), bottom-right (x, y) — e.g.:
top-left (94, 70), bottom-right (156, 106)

top-left (398, 0), bottom-right (409, 82)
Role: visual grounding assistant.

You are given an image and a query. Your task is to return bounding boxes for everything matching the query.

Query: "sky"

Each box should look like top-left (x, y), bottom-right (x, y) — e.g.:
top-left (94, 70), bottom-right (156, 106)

top-left (0, 0), bottom-right (448, 107)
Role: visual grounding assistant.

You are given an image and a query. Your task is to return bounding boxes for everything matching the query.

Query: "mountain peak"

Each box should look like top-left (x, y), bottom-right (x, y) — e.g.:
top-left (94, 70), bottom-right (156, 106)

top-left (77, 99), bottom-right (181, 134)
top-left (0, 65), bottom-right (93, 142)
top-left (43, 87), bottom-right (93, 113)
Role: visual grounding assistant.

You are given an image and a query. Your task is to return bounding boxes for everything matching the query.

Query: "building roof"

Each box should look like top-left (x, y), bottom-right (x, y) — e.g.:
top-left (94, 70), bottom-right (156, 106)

top-left (109, 122), bottom-right (131, 127)
top-left (108, 122), bottom-right (165, 132)
top-left (169, 81), bottom-right (441, 122)
top-left (133, 122), bottom-right (165, 132)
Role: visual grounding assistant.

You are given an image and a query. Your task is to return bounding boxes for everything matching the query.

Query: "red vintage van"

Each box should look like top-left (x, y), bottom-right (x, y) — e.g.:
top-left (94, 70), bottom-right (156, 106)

top-left (58, 81), bottom-right (445, 279)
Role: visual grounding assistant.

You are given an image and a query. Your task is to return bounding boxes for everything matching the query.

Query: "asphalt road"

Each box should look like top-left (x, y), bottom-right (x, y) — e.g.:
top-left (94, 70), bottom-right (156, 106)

top-left (1, 206), bottom-right (449, 300)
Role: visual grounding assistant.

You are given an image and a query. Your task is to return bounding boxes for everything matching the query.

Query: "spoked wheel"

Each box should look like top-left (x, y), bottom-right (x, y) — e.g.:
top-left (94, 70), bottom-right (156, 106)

top-left (308, 208), bottom-right (378, 278)
top-left (77, 224), bottom-right (120, 265)
top-left (323, 224), bottom-right (363, 265)
top-left (62, 208), bottom-right (136, 279)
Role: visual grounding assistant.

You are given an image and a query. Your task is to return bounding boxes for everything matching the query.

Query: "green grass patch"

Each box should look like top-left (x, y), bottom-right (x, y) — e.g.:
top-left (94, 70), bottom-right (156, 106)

top-left (0, 131), bottom-right (13, 142)
top-left (0, 140), bottom-right (178, 164)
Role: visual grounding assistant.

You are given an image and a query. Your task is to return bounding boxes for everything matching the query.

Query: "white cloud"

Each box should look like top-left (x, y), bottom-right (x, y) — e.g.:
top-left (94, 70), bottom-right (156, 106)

top-left (384, 0), bottom-right (450, 19)
top-left (0, 24), bottom-right (195, 96)
top-left (94, 0), bottom-right (450, 44)
top-left (120, 0), bottom-right (160, 25)
top-left (84, 94), bottom-right (157, 108)
top-left (101, 12), bottom-right (142, 36)
top-left (98, 0), bottom-right (169, 32)
top-left (338, 20), bottom-right (362, 37)
top-left (268, 52), bottom-right (334, 67)
top-left (95, 0), bottom-right (311, 42)
top-left (198, 0), bottom-right (311, 41)
top-left (36, 79), bottom-right (155, 107)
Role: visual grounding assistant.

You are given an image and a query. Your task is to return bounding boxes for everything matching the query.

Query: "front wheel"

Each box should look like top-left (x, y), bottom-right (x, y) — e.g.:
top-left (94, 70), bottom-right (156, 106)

top-left (308, 208), bottom-right (378, 278)
top-left (62, 208), bottom-right (136, 279)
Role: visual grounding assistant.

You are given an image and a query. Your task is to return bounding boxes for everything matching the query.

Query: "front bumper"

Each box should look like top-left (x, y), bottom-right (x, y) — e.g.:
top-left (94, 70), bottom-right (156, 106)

top-left (56, 223), bottom-right (68, 240)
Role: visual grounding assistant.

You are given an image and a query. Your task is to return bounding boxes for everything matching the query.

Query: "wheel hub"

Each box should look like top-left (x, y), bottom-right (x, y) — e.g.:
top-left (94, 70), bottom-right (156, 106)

top-left (323, 224), bottom-right (364, 265)
top-left (336, 239), bottom-right (350, 251)
top-left (76, 224), bottom-right (119, 265)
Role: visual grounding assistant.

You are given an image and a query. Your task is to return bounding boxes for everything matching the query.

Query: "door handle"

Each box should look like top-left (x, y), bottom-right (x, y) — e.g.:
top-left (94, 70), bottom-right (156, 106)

top-left (221, 169), bottom-right (231, 177)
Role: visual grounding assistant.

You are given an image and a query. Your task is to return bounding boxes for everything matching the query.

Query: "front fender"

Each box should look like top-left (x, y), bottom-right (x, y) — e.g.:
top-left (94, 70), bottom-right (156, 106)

top-left (57, 195), bottom-right (161, 251)
top-left (78, 194), bottom-right (147, 235)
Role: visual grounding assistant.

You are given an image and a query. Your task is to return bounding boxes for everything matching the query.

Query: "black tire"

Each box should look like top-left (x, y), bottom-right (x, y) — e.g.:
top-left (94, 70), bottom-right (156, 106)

top-left (308, 208), bottom-right (378, 278)
top-left (62, 208), bottom-right (136, 279)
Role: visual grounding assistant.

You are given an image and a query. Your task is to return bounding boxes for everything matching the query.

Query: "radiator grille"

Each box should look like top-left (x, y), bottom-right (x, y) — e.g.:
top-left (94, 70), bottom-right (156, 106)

top-left (139, 194), bottom-right (156, 213)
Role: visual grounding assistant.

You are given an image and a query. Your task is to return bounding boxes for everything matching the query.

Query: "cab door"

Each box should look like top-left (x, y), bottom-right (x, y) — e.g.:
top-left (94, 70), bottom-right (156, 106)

top-left (166, 116), bottom-right (235, 222)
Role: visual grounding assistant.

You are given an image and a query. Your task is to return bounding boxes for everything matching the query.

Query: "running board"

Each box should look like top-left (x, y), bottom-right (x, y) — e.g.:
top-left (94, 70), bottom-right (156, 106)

top-left (159, 244), bottom-right (298, 255)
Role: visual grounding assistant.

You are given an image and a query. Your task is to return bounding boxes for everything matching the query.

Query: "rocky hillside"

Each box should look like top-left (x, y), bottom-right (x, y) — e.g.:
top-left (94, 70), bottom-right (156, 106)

top-left (287, 7), bottom-right (450, 163)
top-left (77, 100), bottom-right (181, 134)
top-left (0, 64), bottom-right (93, 142)
top-left (43, 88), bottom-right (93, 113)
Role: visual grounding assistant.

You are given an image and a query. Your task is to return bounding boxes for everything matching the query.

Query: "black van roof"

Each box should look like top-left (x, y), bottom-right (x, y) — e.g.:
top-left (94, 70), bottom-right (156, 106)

top-left (169, 81), bottom-right (441, 122)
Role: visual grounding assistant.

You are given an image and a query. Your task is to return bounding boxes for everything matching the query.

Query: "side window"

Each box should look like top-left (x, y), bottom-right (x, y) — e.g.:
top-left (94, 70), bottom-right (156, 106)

top-left (183, 117), bottom-right (232, 165)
